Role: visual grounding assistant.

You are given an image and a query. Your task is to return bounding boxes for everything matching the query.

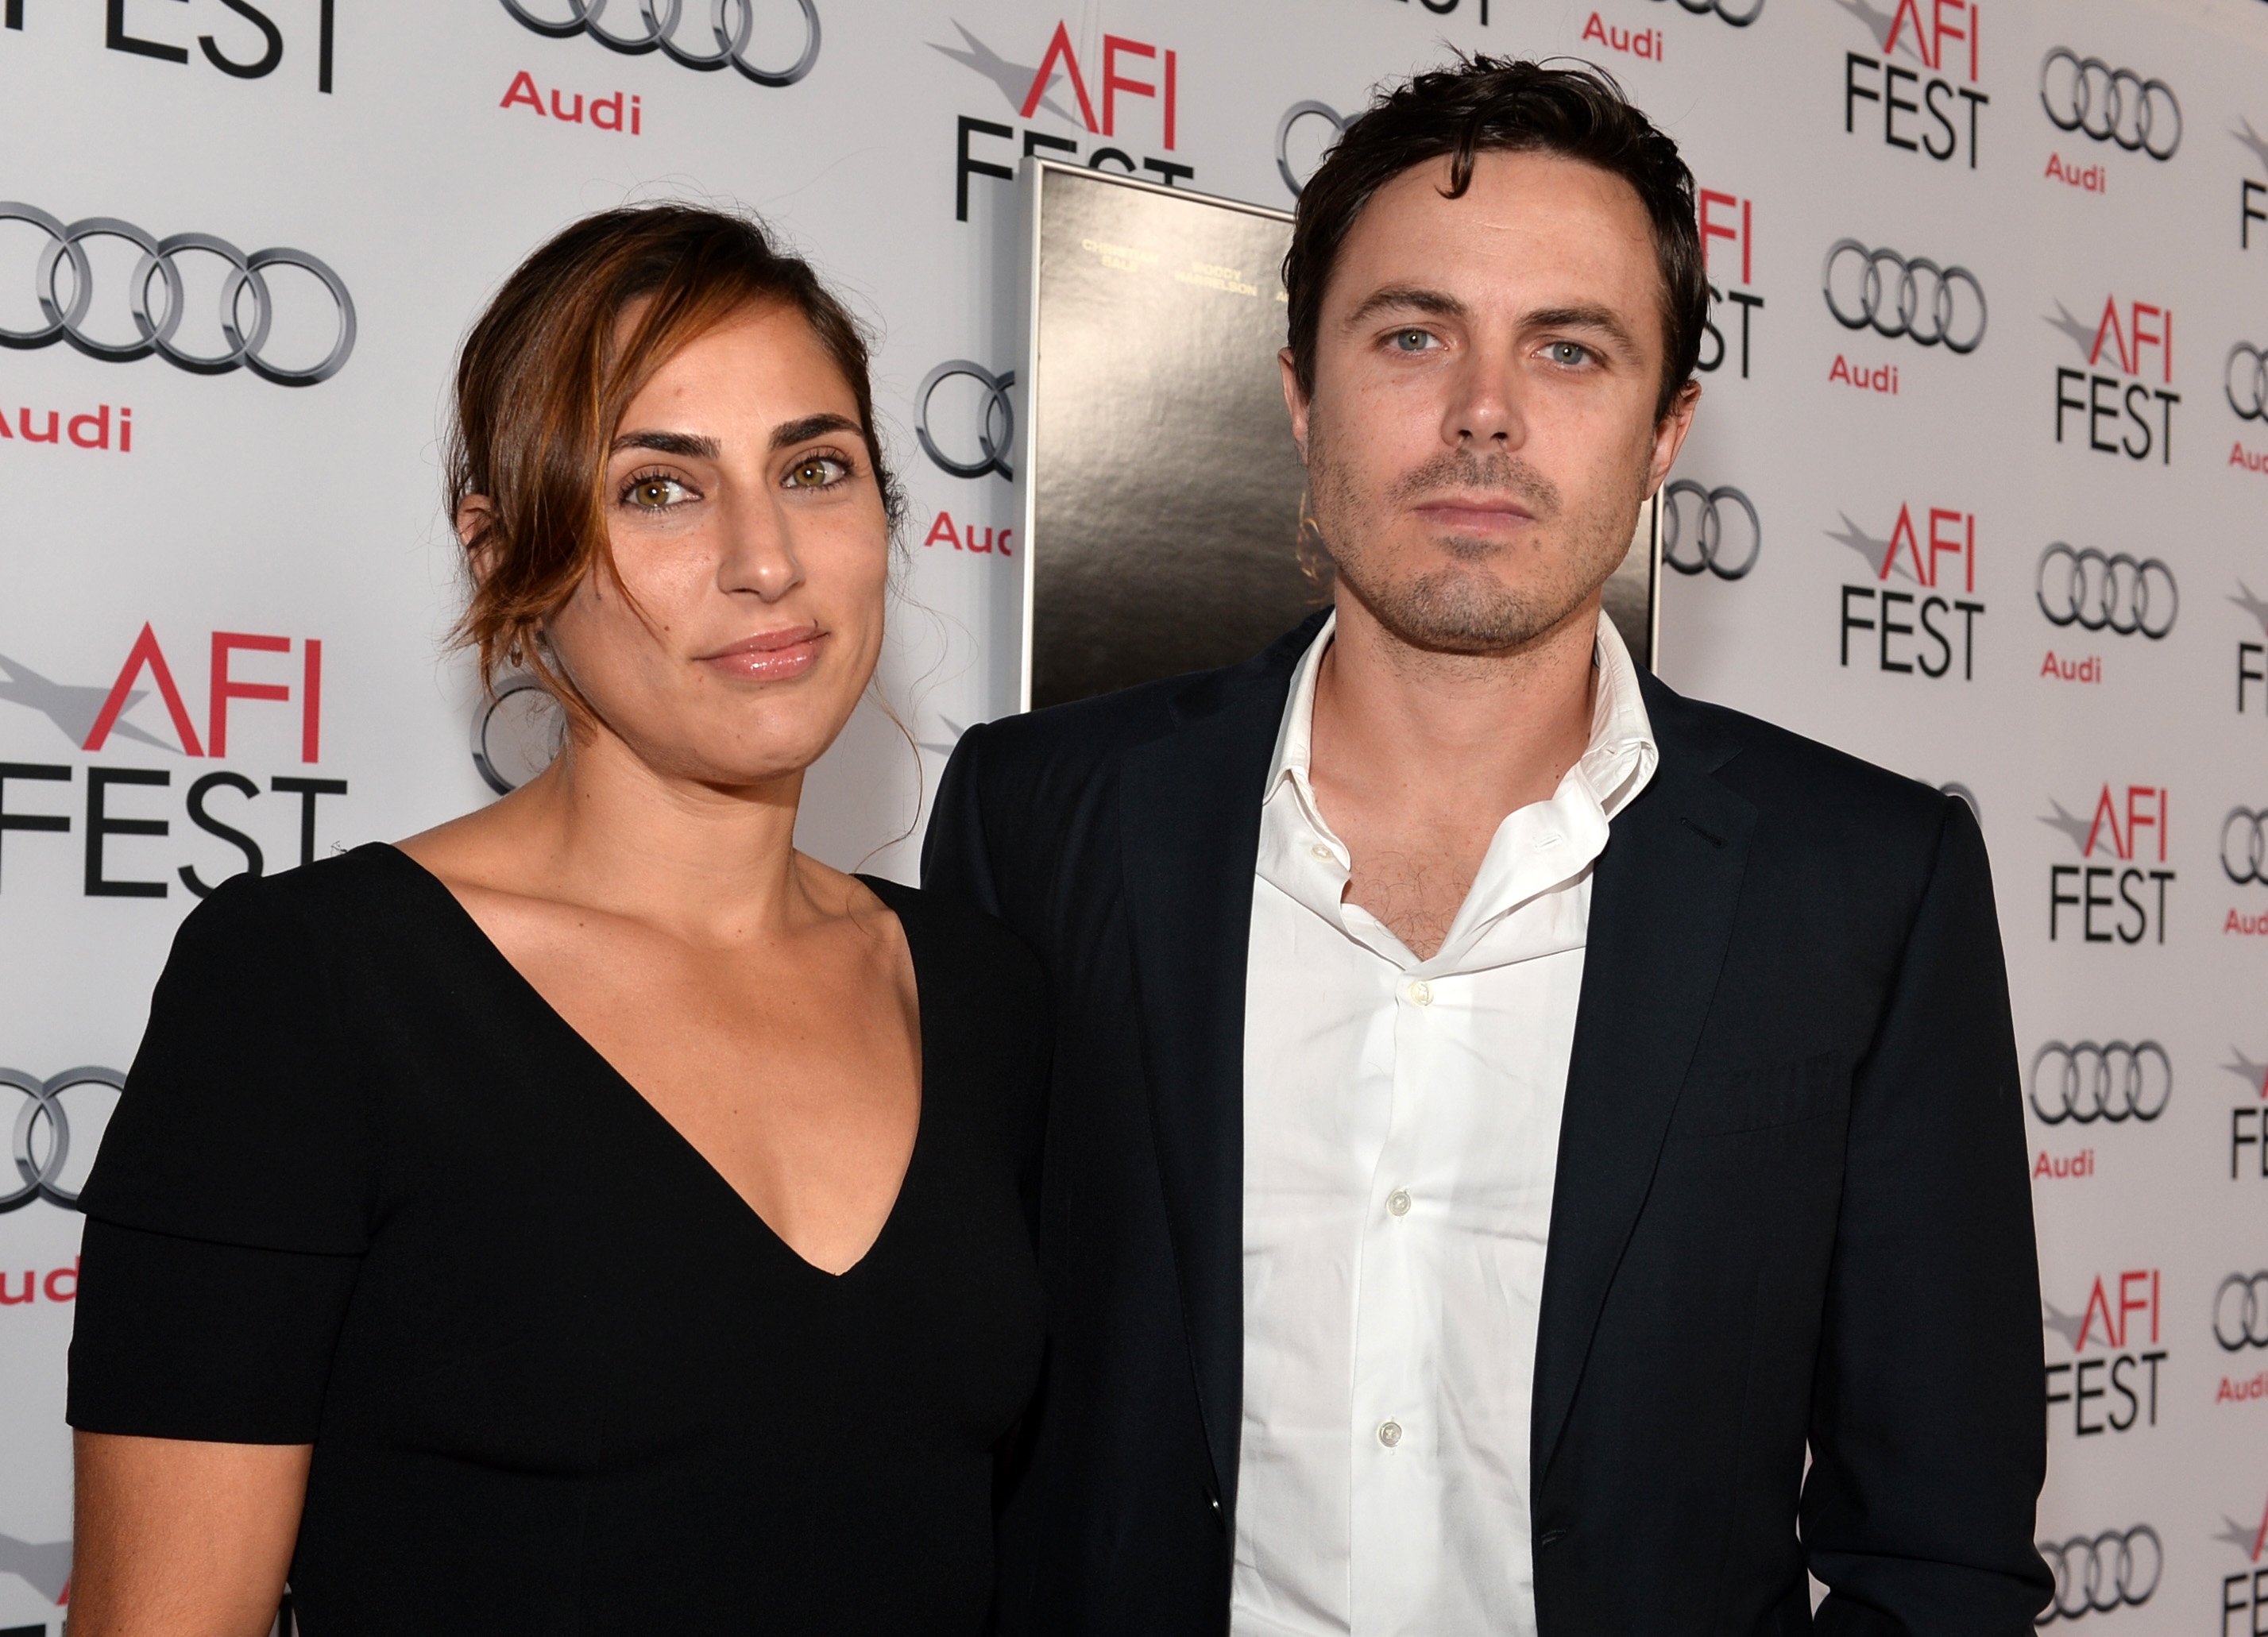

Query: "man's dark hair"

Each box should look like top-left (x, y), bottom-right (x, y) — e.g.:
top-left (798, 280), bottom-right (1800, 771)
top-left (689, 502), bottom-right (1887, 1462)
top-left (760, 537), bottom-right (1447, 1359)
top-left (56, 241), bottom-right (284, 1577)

top-left (1283, 55), bottom-right (1709, 425)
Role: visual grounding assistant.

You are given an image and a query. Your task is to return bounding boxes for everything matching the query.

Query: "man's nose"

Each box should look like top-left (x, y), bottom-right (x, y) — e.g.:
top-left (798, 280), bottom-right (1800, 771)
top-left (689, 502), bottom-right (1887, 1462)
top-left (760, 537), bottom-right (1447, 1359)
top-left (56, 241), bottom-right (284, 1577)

top-left (1443, 347), bottom-right (1526, 448)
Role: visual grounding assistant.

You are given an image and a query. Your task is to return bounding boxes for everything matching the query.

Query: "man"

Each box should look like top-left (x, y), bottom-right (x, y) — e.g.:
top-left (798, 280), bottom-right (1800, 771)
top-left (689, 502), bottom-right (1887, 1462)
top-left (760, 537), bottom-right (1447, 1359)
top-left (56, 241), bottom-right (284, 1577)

top-left (925, 57), bottom-right (2049, 1636)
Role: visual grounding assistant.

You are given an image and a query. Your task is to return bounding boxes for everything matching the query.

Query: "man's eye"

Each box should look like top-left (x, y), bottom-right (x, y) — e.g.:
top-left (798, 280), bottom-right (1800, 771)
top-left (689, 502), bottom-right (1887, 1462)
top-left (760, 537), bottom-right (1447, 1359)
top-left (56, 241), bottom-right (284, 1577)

top-left (623, 475), bottom-right (690, 511)
top-left (1547, 342), bottom-right (1593, 367)
top-left (1389, 328), bottom-right (1438, 353)
top-left (786, 455), bottom-right (849, 489)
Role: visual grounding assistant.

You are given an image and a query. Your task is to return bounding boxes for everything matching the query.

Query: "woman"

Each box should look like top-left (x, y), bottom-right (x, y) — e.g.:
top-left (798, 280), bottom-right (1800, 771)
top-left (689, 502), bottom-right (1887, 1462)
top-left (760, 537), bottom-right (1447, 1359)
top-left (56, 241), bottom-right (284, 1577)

top-left (65, 204), bottom-right (1048, 1635)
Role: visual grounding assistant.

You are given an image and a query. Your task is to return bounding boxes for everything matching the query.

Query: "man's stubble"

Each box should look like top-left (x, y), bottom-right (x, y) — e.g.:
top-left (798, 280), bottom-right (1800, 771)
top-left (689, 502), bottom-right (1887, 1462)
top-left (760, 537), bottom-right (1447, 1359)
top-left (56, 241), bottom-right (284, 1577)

top-left (1304, 410), bottom-right (1649, 660)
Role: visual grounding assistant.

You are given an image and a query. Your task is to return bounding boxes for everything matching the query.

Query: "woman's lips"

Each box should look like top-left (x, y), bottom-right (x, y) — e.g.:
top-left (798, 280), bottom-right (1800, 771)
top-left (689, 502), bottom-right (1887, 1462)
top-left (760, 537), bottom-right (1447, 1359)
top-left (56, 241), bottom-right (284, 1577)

top-left (697, 625), bottom-right (825, 681)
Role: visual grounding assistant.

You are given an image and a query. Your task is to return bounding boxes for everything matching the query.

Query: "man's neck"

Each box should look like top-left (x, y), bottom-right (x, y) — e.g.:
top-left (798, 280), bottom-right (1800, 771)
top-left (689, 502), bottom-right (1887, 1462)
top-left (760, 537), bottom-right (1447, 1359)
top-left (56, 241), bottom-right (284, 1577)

top-left (1310, 586), bottom-right (1603, 827)
top-left (1304, 588), bottom-right (1605, 959)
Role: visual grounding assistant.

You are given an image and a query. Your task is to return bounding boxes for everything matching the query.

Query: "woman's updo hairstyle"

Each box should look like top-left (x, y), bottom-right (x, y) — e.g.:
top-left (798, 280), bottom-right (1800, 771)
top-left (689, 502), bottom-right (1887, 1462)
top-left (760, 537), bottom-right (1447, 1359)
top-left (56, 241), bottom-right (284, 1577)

top-left (446, 203), bottom-right (903, 703)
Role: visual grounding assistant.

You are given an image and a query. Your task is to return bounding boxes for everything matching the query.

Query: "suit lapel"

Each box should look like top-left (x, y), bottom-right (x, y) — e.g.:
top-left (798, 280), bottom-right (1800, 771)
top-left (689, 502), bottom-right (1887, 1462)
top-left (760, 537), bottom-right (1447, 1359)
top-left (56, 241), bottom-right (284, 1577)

top-left (1116, 624), bottom-right (1317, 1515)
top-left (1532, 688), bottom-right (1757, 1481)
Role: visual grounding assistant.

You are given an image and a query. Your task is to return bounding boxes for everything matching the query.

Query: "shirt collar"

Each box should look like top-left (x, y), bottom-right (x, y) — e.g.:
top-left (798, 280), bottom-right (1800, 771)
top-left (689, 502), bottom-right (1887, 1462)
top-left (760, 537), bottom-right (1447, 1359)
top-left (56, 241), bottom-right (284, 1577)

top-left (1262, 608), bottom-right (1659, 822)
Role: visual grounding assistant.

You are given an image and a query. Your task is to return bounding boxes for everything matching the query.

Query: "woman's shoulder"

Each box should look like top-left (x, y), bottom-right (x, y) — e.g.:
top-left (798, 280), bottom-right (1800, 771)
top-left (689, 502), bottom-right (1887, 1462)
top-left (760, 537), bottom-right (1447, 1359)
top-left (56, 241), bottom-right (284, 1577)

top-left (177, 841), bottom-right (431, 950)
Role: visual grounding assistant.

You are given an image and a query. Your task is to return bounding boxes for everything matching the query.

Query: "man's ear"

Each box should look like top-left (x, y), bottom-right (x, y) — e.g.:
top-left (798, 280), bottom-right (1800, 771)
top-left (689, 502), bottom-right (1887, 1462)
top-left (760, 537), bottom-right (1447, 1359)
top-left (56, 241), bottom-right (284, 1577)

top-left (1646, 378), bottom-right (1702, 495)
top-left (1279, 348), bottom-right (1312, 465)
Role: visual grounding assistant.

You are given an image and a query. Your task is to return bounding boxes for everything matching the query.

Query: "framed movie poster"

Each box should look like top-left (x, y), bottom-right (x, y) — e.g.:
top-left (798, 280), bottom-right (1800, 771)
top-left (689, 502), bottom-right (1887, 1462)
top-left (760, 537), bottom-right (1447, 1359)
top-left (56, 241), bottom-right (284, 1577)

top-left (1016, 160), bottom-right (1659, 712)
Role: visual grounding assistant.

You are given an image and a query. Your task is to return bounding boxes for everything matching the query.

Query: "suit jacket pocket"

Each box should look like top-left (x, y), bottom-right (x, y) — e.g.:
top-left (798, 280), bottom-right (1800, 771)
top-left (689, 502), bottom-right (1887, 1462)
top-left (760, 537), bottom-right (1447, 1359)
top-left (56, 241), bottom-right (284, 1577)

top-left (1669, 1051), bottom-right (1845, 1137)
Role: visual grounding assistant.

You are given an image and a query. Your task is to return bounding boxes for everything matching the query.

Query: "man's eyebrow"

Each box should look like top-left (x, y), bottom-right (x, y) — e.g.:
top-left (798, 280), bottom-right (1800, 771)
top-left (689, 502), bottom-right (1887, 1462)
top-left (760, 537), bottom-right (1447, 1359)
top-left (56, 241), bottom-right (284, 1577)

top-left (1526, 304), bottom-right (1639, 352)
top-left (1343, 284), bottom-right (1470, 326)
top-left (770, 412), bottom-right (863, 451)
top-left (610, 429), bottom-right (721, 460)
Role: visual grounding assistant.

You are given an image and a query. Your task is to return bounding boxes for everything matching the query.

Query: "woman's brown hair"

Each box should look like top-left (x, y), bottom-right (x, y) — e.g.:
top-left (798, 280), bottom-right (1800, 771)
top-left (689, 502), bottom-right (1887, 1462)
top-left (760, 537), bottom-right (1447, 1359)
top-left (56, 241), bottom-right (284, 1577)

top-left (445, 203), bottom-right (903, 702)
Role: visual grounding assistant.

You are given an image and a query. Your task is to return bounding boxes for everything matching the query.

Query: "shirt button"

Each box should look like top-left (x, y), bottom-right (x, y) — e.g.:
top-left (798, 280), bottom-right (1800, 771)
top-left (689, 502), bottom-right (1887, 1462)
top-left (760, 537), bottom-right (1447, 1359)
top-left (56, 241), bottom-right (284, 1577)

top-left (1309, 843), bottom-right (1334, 862)
top-left (1377, 1419), bottom-right (1404, 1448)
top-left (1407, 979), bottom-right (1433, 1006)
top-left (1387, 1189), bottom-right (1412, 1217)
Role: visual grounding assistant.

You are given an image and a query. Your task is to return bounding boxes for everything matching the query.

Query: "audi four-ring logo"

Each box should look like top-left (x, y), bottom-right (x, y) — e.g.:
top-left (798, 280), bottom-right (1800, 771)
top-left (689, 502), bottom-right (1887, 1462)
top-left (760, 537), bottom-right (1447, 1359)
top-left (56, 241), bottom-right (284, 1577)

top-left (2034, 545), bottom-right (2178, 638)
top-left (1822, 241), bottom-right (1987, 353)
top-left (2039, 49), bottom-right (2181, 160)
top-left (2226, 344), bottom-right (2268, 420)
top-left (1276, 102), bottom-right (1348, 199)
top-left (2, 1066), bottom-right (125, 1213)
top-left (2224, 807), bottom-right (2268, 885)
top-left (499, 0), bottom-right (821, 85)
top-left (0, 204), bottom-right (355, 385)
top-left (915, 360), bottom-right (1015, 481)
top-left (2036, 1527), bottom-right (2162, 1622)
top-left (1648, 0), bottom-right (1764, 24)
top-left (2029, 1040), bottom-right (2171, 1124)
top-left (1661, 481), bottom-right (1760, 581)
top-left (2216, 1272), bottom-right (2268, 1350)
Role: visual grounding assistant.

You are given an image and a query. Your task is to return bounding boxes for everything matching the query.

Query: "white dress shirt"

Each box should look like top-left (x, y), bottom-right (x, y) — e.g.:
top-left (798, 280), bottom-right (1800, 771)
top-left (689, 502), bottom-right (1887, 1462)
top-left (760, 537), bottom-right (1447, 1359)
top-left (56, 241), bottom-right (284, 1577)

top-left (1231, 612), bottom-right (1659, 1637)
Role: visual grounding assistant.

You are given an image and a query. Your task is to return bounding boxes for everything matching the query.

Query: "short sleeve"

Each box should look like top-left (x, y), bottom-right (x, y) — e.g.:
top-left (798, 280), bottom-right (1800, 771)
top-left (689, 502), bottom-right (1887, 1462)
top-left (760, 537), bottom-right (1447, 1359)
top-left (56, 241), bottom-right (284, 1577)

top-left (68, 1220), bottom-right (358, 1442)
top-left (68, 871), bottom-right (374, 1443)
top-left (75, 871), bottom-right (376, 1253)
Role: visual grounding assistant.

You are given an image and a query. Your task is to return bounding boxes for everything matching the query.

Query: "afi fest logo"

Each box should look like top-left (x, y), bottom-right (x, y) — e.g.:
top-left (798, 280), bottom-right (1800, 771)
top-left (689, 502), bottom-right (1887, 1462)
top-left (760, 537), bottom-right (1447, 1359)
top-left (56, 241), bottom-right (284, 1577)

top-left (0, 202), bottom-right (355, 386)
top-left (0, 0), bottom-right (336, 92)
top-left (2049, 294), bottom-right (2178, 465)
top-left (1698, 187), bottom-right (1763, 380)
top-left (937, 17), bottom-right (1190, 222)
top-left (2040, 783), bottom-right (2173, 944)
top-left (2217, 1492), bottom-right (2268, 1632)
top-left (495, 0), bottom-right (820, 87)
top-left (0, 624), bottom-right (346, 898)
top-left (1837, 0), bottom-right (1988, 170)
top-left (2228, 1045), bottom-right (2268, 1182)
top-left (1827, 503), bottom-right (1984, 681)
top-left (2042, 1268), bottom-right (2165, 1438)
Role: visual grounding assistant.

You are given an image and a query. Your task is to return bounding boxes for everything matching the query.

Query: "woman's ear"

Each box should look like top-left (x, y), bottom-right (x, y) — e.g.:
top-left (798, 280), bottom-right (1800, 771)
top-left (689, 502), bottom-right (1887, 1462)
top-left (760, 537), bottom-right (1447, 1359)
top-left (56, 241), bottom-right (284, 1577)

top-left (457, 495), bottom-right (497, 588)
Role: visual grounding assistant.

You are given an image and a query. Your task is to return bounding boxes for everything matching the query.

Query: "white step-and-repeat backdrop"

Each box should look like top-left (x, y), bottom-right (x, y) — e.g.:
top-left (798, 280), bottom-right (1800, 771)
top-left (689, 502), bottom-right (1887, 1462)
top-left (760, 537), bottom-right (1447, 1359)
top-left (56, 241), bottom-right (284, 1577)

top-left (3, 0), bottom-right (2266, 1628)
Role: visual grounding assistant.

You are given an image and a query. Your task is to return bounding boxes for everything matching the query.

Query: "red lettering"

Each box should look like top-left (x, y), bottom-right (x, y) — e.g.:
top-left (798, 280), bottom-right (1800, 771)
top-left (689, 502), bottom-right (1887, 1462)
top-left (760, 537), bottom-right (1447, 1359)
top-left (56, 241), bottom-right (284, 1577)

top-left (2077, 1273), bottom-right (2119, 1349)
top-left (1884, 0), bottom-right (1934, 68)
top-left (1021, 21), bottom-right (1099, 131)
top-left (303, 639), bottom-right (323, 764)
top-left (1100, 35), bottom-right (1153, 139)
top-left (500, 68), bottom-right (543, 114)
top-left (2089, 295), bottom-right (2131, 375)
top-left (1884, 504), bottom-right (1928, 583)
top-left (83, 624), bottom-right (203, 755)
top-left (2084, 783), bottom-right (2126, 860)
top-left (208, 632), bottom-right (292, 759)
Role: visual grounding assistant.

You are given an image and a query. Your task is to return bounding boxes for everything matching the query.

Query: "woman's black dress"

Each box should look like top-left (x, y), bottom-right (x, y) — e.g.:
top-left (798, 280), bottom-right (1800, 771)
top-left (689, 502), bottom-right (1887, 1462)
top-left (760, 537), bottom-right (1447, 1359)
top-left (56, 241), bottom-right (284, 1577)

top-left (68, 843), bottom-right (1049, 1635)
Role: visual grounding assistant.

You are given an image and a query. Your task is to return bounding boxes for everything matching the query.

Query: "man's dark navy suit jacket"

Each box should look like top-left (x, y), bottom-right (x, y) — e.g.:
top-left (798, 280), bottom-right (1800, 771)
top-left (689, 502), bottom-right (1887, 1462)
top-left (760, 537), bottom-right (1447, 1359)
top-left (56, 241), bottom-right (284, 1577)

top-left (922, 612), bottom-right (2050, 1635)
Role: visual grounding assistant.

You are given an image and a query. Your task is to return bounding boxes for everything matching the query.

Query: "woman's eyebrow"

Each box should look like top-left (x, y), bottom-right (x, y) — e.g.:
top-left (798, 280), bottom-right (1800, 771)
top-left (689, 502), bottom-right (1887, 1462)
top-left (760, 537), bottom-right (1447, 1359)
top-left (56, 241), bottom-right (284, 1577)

top-left (610, 429), bottom-right (721, 459)
top-left (770, 412), bottom-right (862, 450)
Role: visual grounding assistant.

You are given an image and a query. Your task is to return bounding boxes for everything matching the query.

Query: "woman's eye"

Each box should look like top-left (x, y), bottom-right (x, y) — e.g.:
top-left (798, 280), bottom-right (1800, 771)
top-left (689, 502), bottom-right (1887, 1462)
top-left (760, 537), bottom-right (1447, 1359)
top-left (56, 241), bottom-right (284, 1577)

top-left (623, 475), bottom-right (690, 511)
top-left (1389, 328), bottom-right (1437, 353)
top-left (786, 454), bottom-right (849, 489)
top-left (1547, 342), bottom-right (1592, 367)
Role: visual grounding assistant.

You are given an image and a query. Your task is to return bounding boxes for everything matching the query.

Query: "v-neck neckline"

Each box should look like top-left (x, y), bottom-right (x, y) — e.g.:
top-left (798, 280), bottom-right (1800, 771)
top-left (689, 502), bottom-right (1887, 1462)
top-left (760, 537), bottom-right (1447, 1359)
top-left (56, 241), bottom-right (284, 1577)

top-left (373, 843), bottom-right (929, 1283)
